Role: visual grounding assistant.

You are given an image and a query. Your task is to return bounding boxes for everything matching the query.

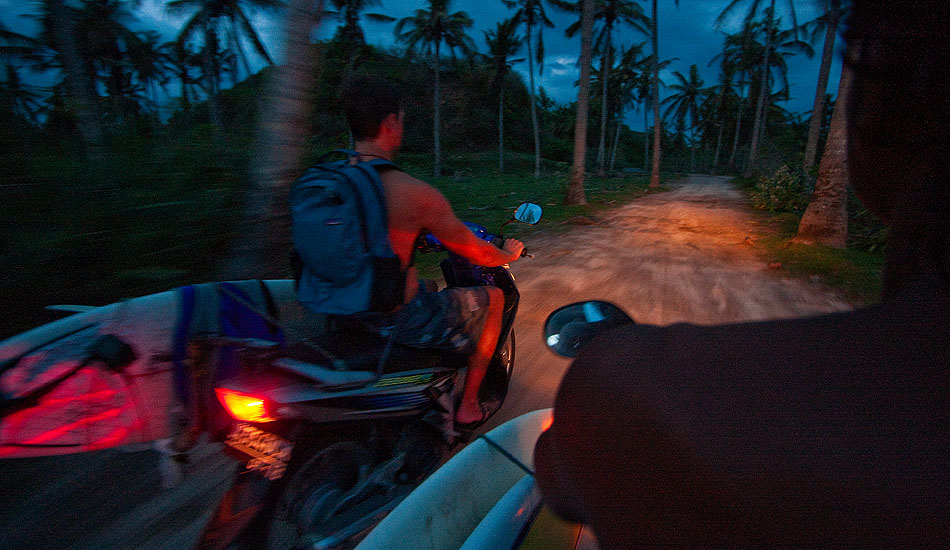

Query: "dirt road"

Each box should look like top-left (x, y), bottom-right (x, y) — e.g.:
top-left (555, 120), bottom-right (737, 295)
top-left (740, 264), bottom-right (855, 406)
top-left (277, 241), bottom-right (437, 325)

top-left (490, 174), bottom-right (854, 425)
top-left (0, 175), bottom-right (856, 549)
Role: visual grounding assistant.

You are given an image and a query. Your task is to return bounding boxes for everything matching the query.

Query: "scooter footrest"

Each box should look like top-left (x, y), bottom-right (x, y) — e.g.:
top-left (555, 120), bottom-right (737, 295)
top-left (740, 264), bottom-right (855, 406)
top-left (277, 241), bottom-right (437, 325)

top-left (272, 358), bottom-right (376, 388)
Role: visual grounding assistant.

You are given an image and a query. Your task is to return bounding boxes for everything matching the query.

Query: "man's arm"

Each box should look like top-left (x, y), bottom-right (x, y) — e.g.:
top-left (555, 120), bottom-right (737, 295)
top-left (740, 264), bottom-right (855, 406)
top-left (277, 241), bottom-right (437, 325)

top-left (416, 183), bottom-right (523, 267)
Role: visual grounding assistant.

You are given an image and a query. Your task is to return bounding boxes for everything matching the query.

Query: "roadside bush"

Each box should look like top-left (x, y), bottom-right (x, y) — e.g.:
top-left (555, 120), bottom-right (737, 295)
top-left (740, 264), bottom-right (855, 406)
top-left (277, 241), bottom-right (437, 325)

top-left (848, 192), bottom-right (889, 253)
top-left (750, 165), bottom-right (810, 212)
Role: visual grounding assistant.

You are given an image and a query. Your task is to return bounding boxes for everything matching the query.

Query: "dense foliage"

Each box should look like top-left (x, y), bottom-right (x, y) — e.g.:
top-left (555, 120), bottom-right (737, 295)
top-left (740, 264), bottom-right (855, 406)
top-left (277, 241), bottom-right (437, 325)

top-left (749, 164), bottom-right (809, 212)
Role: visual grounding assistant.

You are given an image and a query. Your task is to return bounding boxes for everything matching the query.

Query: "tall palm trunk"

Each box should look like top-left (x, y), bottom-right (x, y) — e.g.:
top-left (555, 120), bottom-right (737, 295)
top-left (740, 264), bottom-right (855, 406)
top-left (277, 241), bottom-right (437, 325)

top-left (222, 0), bottom-right (326, 279)
top-left (498, 82), bottom-right (505, 172)
top-left (526, 24), bottom-right (541, 178)
top-left (803, 0), bottom-right (840, 173)
top-left (793, 59), bottom-right (852, 249)
top-left (48, 0), bottom-right (104, 160)
top-left (565, 0), bottom-right (594, 205)
top-left (643, 102), bottom-right (649, 171)
top-left (744, 0), bottom-right (775, 175)
top-left (649, 0), bottom-right (661, 189)
top-left (433, 39), bottom-right (442, 177)
top-left (609, 115), bottom-right (621, 171)
top-left (596, 26), bottom-right (612, 177)
top-left (712, 85), bottom-right (727, 173)
top-left (688, 103), bottom-right (697, 172)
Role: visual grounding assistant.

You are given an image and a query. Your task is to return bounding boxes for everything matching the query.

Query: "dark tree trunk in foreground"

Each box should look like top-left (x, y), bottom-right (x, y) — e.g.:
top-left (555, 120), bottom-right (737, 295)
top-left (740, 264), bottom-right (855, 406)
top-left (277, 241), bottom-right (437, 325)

top-left (649, 0), bottom-right (661, 189)
top-left (565, 0), bottom-right (594, 205)
top-left (222, 0), bottom-right (325, 280)
top-left (793, 60), bottom-right (852, 249)
top-left (803, 0), bottom-right (841, 173)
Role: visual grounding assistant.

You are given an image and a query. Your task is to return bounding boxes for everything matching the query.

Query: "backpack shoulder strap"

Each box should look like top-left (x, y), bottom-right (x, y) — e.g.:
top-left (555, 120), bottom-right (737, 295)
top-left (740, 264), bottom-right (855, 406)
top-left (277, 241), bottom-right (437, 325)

top-left (345, 162), bottom-right (393, 257)
top-left (314, 149), bottom-right (400, 172)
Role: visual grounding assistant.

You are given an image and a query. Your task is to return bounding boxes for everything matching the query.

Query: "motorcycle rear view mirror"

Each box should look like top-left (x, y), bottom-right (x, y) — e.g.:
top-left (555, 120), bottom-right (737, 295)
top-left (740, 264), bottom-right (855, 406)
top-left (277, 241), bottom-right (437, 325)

top-left (544, 301), bottom-right (634, 358)
top-left (513, 202), bottom-right (542, 225)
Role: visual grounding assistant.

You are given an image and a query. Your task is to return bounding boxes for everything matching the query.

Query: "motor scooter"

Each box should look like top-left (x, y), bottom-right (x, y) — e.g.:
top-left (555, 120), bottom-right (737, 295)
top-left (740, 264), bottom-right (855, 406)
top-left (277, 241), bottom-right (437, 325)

top-left (195, 202), bottom-right (542, 550)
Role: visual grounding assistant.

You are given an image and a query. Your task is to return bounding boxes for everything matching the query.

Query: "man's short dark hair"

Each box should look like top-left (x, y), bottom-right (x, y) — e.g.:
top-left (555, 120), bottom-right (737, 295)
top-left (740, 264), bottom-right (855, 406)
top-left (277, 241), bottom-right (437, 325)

top-left (343, 75), bottom-right (403, 141)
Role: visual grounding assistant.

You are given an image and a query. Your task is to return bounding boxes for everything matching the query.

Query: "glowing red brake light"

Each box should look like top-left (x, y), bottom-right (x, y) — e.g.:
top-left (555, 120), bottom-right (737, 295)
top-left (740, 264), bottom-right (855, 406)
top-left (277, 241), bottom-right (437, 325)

top-left (215, 388), bottom-right (277, 423)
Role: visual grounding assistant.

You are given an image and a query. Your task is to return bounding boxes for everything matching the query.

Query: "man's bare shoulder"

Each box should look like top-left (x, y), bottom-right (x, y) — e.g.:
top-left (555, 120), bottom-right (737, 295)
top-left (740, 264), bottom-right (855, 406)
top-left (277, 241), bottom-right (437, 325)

top-left (382, 169), bottom-right (446, 208)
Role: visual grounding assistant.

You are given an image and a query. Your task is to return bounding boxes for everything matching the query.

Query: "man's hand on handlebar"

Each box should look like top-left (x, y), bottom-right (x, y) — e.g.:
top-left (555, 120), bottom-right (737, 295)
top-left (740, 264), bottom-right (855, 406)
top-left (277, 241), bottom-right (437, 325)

top-left (503, 238), bottom-right (525, 261)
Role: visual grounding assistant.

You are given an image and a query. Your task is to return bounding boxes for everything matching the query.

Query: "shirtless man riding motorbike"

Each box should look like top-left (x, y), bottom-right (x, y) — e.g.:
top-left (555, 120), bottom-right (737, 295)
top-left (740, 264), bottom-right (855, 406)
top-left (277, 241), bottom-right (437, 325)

top-left (335, 75), bottom-right (524, 428)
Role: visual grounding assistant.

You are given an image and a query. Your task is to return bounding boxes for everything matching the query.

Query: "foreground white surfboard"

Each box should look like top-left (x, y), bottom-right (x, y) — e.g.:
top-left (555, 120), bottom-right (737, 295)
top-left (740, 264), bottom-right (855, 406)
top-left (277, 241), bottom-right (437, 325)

top-left (358, 408), bottom-right (600, 550)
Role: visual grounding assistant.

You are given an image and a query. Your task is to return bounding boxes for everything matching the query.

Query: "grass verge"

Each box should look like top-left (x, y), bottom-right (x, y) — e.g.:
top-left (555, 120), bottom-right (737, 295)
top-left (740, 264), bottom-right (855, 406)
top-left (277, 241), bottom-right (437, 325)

top-left (755, 213), bottom-right (885, 306)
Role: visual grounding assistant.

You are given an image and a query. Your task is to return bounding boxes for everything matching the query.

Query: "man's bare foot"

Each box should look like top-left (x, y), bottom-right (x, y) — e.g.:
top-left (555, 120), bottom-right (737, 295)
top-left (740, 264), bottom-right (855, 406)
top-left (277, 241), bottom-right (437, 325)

top-left (455, 402), bottom-right (487, 427)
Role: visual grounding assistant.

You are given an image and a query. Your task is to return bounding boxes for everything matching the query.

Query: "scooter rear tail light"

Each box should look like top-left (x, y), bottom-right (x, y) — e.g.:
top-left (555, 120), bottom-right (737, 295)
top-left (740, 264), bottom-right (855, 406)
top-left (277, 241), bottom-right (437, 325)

top-left (215, 388), bottom-right (277, 423)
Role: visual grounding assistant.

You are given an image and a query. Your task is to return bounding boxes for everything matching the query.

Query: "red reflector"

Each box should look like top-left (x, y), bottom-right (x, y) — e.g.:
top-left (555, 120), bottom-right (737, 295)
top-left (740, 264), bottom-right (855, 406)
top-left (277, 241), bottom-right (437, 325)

top-left (215, 388), bottom-right (276, 423)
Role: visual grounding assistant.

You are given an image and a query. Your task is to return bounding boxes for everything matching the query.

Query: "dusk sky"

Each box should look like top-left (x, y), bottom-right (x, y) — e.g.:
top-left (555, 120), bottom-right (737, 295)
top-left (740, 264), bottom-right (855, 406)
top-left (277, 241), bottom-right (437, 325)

top-left (1, 0), bottom-right (843, 131)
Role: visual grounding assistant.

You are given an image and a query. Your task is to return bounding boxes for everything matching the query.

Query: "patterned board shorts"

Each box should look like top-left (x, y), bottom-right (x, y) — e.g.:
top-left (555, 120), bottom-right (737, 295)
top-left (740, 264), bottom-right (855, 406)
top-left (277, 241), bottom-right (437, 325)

top-left (386, 285), bottom-right (491, 356)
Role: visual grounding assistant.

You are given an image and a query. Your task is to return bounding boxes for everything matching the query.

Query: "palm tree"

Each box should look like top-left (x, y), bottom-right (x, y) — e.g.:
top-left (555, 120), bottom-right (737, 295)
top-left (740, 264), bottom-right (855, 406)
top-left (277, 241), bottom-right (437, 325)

top-left (165, 39), bottom-right (202, 110)
top-left (74, 0), bottom-right (155, 123)
top-left (504, 0), bottom-right (554, 179)
top-left (607, 42), bottom-right (645, 171)
top-left (802, 0), bottom-right (846, 173)
top-left (31, 0), bottom-right (106, 158)
top-left (706, 53), bottom-right (736, 172)
top-left (632, 56), bottom-right (653, 172)
top-left (793, 59), bottom-right (852, 248)
top-left (714, 16), bottom-right (809, 171)
top-left (395, 0), bottom-right (474, 178)
top-left (484, 18), bottom-right (525, 173)
top-left (0, 23), bottom-right (41, 123)
top-left (717, 0), bottom-right (802, 174)
top-left (557, 0), bottom-right (646, 176)
top-left (711, 26), bottom-right (756, 169)
top-left (128, 31), bottom-right (173, 114)
top-left (327, 0), bottom-right (395, 72)
top-left (224, 0), bottom-right (328, 279)
top-left (168, 0), bottom-right (282, 135)
top-left (750, 15), bottom-right (812, 164)
top-left (647, 0), bottom-right (673, 188)
top-left (168, 0), bottom-right (281, 79)
top-left (1, 64), bottom-right (44, 124)
top-left (662, 64), bottom-right (708, 171)
top-left (564, 0), bottom-right (593, 205)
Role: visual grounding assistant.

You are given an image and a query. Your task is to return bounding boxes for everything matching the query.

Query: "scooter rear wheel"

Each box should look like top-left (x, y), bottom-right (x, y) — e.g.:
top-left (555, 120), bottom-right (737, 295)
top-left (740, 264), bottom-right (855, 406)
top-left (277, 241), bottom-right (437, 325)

top-left (266, 442), bottom-right (368, 550)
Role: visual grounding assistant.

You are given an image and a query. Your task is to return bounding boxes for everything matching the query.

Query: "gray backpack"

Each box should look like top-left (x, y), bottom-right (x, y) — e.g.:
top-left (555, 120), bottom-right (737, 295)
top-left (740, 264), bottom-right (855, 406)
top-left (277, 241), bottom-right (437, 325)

top-left (291, 150), bottom-right (404, 315)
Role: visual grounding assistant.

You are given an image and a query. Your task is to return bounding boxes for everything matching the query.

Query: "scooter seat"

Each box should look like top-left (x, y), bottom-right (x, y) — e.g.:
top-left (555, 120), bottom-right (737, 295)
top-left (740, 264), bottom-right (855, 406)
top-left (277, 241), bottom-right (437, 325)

top-left (281, 329), bottom-right (458, 374)
top-left (272, 358), bottom-right (377, 389)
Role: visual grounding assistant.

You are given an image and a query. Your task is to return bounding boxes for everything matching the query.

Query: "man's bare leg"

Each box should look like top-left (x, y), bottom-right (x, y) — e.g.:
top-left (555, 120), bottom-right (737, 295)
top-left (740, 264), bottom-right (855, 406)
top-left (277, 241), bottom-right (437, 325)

top-left (455, 287), bottom-right (504, 425)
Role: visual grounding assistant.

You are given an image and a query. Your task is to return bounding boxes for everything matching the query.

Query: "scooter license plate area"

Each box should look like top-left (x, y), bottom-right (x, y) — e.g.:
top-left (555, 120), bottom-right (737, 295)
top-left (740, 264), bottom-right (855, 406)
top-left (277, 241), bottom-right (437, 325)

top-left (225, 423), bottom-right (294, 480)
